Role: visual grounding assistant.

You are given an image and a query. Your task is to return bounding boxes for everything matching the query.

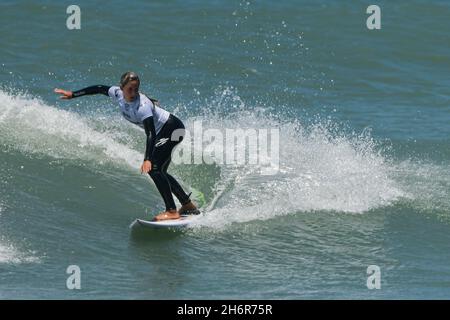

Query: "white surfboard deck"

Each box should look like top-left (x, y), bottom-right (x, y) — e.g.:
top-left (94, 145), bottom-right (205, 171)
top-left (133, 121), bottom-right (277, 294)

top-left (130, 214), bottom-right (202, 229)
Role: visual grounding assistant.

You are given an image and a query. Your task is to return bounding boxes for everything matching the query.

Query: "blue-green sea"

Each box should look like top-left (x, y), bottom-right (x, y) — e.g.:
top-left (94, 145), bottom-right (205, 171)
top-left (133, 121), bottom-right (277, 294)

top-left (1, 0), bottom-right (449, 299)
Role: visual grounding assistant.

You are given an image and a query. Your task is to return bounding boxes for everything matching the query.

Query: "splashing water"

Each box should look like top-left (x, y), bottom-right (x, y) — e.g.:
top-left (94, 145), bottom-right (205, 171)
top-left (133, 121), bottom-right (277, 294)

top-left (2, 88), bottom-right (448, 233)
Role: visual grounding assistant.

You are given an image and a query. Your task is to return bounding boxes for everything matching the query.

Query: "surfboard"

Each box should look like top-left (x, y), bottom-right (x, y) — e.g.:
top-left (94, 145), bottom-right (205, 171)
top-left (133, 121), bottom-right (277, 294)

top-left (130, 214), bottom-right (202, 229)
top-left (130, 188), bottom-right (206, 229)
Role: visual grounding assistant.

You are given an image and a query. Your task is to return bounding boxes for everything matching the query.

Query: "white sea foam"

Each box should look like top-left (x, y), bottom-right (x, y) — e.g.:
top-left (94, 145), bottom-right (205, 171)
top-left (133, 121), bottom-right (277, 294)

top-left (0, 89), bottom-right (142, 171)
top-left (181, 88), bottom-right (409, 229)
top-left (0, 240), bottom-right (40, 264)
top-left (2, 89), bottom-right (447, 232)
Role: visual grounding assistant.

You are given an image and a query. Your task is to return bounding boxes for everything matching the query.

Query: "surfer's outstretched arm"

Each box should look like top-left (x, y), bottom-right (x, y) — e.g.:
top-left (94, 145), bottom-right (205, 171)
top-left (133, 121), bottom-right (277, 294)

top-left (54, 85), bottom-right (110, 99)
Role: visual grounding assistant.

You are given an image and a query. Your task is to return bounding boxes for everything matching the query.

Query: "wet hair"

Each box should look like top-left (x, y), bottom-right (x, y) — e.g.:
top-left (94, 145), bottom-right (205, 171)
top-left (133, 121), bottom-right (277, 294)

top-left (120, 71), bottom-right (160, 106)
top-left (120, 71), bottom-right (140, 89)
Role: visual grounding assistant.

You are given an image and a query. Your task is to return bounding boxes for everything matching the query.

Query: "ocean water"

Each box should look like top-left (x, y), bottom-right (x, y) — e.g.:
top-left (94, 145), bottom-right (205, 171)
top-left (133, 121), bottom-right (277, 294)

top-left (1, 0), bottom-right (449, 299)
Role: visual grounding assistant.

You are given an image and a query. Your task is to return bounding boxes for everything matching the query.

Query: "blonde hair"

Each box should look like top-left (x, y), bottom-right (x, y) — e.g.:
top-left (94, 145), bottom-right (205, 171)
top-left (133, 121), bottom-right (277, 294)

top-left (120, 71), bottom-right (140, 89)
top-left (120, 71), bottom-right (160, 106)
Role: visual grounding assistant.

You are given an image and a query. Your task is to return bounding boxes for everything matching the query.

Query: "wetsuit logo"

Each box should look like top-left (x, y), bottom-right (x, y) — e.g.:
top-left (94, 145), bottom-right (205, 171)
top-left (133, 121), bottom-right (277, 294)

top-left (155, 138), bottom-right (169, 147)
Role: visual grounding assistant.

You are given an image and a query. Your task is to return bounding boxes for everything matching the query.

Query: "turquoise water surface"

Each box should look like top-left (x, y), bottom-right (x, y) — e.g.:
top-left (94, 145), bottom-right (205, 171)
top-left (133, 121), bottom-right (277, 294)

top-left (1, 0), bottom-right (449, 299)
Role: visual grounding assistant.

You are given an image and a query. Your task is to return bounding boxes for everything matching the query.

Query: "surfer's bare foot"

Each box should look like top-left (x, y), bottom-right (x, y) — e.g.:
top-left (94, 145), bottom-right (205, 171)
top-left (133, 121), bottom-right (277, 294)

top-left (178, 201), bottom-right (200, 215)
top-left (153, 209), bottom-right (180, 221)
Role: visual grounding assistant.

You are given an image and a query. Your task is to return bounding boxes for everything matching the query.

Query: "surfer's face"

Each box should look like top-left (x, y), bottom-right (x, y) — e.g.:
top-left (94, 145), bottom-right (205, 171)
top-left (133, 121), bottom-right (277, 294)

top-left (122, 80), bottom-right (139, 102)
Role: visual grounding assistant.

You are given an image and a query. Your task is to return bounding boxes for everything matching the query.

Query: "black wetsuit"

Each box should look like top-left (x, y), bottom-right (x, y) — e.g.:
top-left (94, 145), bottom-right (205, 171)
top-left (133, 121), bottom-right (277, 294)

top-left (72, 85), bottom-right (192, 211)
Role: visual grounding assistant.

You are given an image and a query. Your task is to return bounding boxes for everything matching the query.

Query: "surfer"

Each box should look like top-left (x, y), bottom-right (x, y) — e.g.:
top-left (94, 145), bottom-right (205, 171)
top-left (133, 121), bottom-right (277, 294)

top-left (54, 72), bottom-right (199, 221)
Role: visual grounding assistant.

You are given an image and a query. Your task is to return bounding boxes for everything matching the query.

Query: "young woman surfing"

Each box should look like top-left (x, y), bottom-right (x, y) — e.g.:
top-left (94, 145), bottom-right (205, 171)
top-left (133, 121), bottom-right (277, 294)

top-left (54, 72), bottom-right (199, 221)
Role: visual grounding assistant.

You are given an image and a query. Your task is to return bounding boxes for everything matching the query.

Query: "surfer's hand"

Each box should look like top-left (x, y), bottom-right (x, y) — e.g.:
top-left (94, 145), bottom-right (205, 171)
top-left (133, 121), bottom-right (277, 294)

top-left (54, 88), bottom-right (73, 99)
top-left (141, 160), bottom-right (151, 174)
